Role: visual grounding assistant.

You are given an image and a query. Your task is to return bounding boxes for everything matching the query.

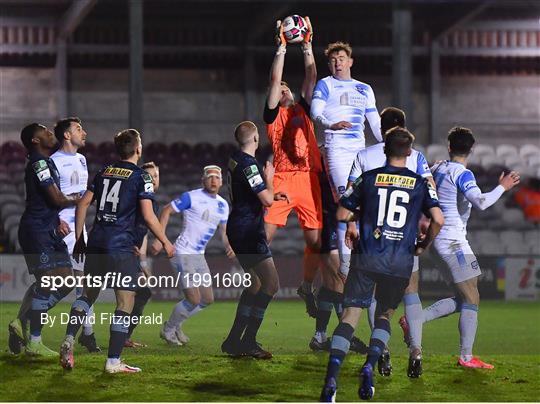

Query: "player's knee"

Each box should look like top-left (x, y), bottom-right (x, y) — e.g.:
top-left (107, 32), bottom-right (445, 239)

top-left (135, 287), bottom-right (152, 305)
top-left (186, 294), bottom-right (201, 306)
top-left (201, 297), bottom-right (214, 306)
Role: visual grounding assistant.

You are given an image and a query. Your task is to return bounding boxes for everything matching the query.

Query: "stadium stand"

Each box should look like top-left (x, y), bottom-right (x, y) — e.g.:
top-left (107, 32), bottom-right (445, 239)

top-left (1, 141), bottom-right (538, 256)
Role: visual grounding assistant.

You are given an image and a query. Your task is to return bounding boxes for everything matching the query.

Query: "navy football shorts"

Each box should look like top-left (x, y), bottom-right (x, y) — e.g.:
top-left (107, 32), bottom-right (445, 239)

top-left (84, 246), bottom-right (140, 291)
top-left (343, 269), bottom-right (409, 312)
top-left (227, 226), bottom-right (272, 271)
top-left (18, 226), bottom-right (72, 275)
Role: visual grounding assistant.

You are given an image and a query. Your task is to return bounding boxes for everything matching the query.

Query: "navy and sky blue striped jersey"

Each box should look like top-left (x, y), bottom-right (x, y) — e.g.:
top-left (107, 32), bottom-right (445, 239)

top-left (227, 150), bottom-right (267, 232)
top-left (340, 165), bottom-right (440, 279)
top-left (87, 161), bottom-right (155, 253)
top-left (20, 151), bottom-right (62, 231)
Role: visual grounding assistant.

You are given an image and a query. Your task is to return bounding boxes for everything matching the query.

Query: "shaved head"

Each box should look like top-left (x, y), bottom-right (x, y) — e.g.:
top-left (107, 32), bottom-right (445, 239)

top-left (234, 121), bottom-right (258, 146)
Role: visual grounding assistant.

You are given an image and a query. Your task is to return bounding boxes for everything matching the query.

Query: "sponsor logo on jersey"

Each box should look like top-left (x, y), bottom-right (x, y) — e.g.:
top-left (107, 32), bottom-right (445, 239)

top-left (244, 165), bottom-right (264, 188)
top-left (375, 174), bottom-right (416, 189)
top-left (427, 181), bottom-right (439, 200)
top-left (103, 167), bottom-right (133, 179)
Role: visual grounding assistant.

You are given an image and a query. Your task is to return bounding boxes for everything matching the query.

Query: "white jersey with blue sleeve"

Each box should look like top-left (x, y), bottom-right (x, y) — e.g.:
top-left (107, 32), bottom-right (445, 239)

top-left (171, 188), bottom-right (229, 254)
top-left (432, 161), bottom-right (505, 241)
top-left (50, 151), bottom-right (89, 229)
top-left (348, 143), bottom-right (432, 183)
top-left (310, 76), bottom-right (382, 148)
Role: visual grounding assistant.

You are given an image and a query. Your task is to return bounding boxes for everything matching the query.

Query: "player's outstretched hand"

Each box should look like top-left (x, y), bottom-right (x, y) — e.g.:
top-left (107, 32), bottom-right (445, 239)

top-left (275, 20), bottom-right (286, 47)
top-left (303, 16), bottom-right (313, 44)
top-left (163, 241), bottom-right (175, 258)
top-left (499, 170), bottom-right (520, 190)
top-left (57, 219), bottom-right (71, 237)
top-left (345, 222), bottom-right (358, 249)
top-left (73, 237), bottom-right (86, 263)
top-left (263, 161), bottom-right (275, 181)
top-left (274, 191), bottom-right (290, 203)
top-left (330, 121), bottom-right (353, 131)
top-left (150, 239), bottom-right (163, 256)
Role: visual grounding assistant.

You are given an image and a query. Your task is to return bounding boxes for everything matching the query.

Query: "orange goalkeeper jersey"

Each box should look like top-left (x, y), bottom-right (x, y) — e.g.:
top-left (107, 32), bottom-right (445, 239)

top-left (264, 98), bottom-right (322, 173)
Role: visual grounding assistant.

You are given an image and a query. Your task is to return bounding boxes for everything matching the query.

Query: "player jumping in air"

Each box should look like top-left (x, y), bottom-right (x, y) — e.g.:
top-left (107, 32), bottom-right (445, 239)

top-left (400, 127), bottom-right (520, 370)
top-left (319, 128), bottom-right (444, 401)
top-left (310, 41), bottom-right (382, 281)
top-left (124, 161), bottom-right (161, 348)
top-left (346, 107), bottom-right (433, 377)
top-left (264, 17), bottom-right (322, 317)
top-left (221, 121), bottom-right (288, 359)
top-left (50, 117), bottom-right (101, 353)
top-left (59, 129), bottom-right (174, 373)
top-left (152, 165), bottom-right (233, 346)
top-left (8, 123), bottom-right (79, 356)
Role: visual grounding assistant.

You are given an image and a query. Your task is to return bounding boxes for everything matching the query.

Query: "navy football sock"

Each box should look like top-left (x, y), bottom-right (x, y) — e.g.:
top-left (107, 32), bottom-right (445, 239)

top-left (366, 318), bottom-right (391, 368)
top-left (242, 291), bottom-right (273, 345)
top-left (108, 310), bottom-right (130, 359)
top-left (65, 297), bottom-right (91, 337)
top-left (326, 322), bottom-right (354, 383)
top-left (128, 287), bottom-right (151, 338)
top-left (226, 289), bottom-right (255, 342)
top-left (29, 286), bottom-right (51, 338)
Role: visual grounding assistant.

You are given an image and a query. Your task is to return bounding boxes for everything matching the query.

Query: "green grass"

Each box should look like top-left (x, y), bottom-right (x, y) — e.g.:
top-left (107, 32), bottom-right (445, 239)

top-left (1, 300), bottom-right (539, 401)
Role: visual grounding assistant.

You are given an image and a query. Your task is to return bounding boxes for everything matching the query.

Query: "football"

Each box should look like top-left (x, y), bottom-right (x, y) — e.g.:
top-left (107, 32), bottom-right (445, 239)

top-left (282, 15), bottom-right (309, 44)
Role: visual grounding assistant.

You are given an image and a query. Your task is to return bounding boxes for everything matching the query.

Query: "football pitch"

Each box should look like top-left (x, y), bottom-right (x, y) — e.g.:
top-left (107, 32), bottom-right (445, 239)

top-left (0, 300), bottom-right (539, 402)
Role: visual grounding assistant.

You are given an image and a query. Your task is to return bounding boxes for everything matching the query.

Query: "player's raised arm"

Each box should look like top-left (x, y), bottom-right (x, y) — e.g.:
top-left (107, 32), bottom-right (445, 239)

top-left (266, 20), bottom-right (287, 111)
top-left (300, 17), bottom-right (317, 103)
top-left (460, 169), bottom-right (520, 211)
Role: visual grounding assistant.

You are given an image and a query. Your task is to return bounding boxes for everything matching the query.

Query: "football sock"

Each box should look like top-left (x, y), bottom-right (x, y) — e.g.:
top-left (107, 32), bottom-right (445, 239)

top-left (127, 287), bottom-right (151, 338)
top-left (226, 289), bottom-right (256, 342)
top-left (302, 245), bottom-right (320, 288)
top-left (29, 286), bottom-right (51, 338)
top-left (459, 303), bottom-right (478, 360)
top-left (366, 318), bottom-right (391, 368)
top-left (333, 292), bottom-right (344, 319)
top-left (18, 282), bottom-right (35, 327)
top-left (316, 287), bottom-right (335, 334)
top-left (367, 297), bottom-right (377, 330)
top-left (242, 291), bottom-right (273, 345)
top-left (66, 297), bottom-right (91, 337)
top-left (337, 222), bottom-right (351, 275)
top-left (403, 293), bottom-right (424, 350)
top-left (108, 310), bottom-right (130, 359)
top-left (76, 285), bottom-right (98, 336)
top-left (423, 296), bottom-right (461, 323)
top-left (326, 322), bottom-right (354, 382)
top-left (168, 299), bottom-right (197, 330)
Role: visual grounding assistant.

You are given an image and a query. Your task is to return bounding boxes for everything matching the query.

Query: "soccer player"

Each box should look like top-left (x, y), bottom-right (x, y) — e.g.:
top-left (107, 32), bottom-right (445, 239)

top-left (319, 128), bottom-right (444, 401)
top-left (59, 129), bottom-right (175, 373)
top-left (403, 127), bottom-right (520, 370)
top-left (309, 146), bottom-right (367, 355)
top-left (124, 161), bottom-right (160, 348)
top-left (151, 165), bottom-right (232, 346)
top-left (8, 123), bottom-right (79, 356)
top-left (346, 107), bottom-right (433, 377)
top-left (221, 121), bottom-right (288, 359)
top-left (264, 17), bottom-right (322, 317)
top-left (50, 117), bottom-right (100, 353)
top-left (310, 41), bottom-right (382, 280)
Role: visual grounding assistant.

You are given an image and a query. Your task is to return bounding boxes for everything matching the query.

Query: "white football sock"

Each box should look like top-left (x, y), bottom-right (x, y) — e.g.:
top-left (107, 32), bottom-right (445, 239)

top-left (403, 293), bottom-right (424, 351)
top-left (83, 305), bottom-right (94, 336)
top-left (423, 297), bottom-right (458, 323)
top-left (337, 223), bottom-right (351, 275)
top-left (459, 303), bottom-right (478, 359)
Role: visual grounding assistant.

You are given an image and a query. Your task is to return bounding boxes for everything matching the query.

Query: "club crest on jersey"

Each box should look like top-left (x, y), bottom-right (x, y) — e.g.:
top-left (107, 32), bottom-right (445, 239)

top-left (244, 165), bottom-right (263, 188)
top-left (375, 174), bottom-right (416, 189)
top-left (103, 167), bottom-right (133, 179)
top-left (355, 84), bottom-right (368, 96)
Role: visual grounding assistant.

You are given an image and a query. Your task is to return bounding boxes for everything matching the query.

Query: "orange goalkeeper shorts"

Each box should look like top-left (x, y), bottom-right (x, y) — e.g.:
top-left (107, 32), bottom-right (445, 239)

top-left (264, 171), bottom-right (323, 230)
